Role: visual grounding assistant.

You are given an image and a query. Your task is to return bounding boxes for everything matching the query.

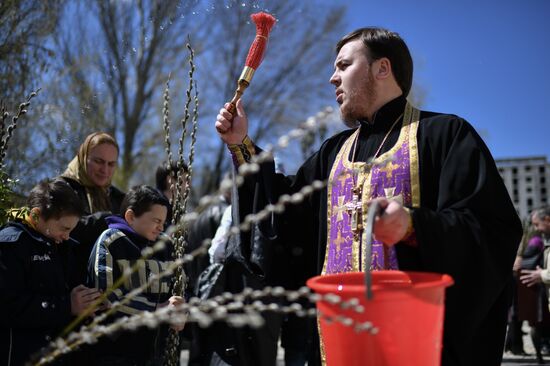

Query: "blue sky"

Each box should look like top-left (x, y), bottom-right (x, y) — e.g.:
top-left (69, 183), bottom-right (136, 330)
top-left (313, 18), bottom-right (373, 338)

top-left (340, 0), bottom-right (550, 160)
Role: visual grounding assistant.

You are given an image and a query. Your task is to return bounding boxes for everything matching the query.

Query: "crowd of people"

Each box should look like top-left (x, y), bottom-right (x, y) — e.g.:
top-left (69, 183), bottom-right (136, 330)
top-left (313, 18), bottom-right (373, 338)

top-left (501, 207), bottom-right (550, 364)
top-left (0, 25), bottom-right (532, 366)
top-left (0, 132), bottom-right (200, 365)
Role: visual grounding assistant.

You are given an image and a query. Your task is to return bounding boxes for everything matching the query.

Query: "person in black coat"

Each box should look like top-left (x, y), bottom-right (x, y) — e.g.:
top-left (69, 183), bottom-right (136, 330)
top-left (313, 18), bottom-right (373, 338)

top-left (0, 179), bottom-right (102, 365)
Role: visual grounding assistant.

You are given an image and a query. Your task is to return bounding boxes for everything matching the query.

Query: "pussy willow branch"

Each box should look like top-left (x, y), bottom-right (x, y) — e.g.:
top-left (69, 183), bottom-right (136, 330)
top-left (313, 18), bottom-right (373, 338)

top-left (39, 105), bottom-right (338, 364)
top-left (162, 75), bottom-right (174, 173)
top-left (0, 88), bottom-right (40, 166)
top-left (37, 283), bottom-right (377, 365)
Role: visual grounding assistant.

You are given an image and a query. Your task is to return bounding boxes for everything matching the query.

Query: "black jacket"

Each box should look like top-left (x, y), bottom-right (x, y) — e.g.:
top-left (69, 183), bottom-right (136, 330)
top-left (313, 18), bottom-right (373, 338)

top-left (87, 215), bottom-right (174, 363)
top-left (60, 176), bottom-right (125, 216)
top-left (188, 190), bottom-right (284, 366)
top-left (186, 196), bottom-right (229, 294)
top-left (0, 222), bottom-right (77, 366)
top-left (70, 212), bottom-right (111, 286)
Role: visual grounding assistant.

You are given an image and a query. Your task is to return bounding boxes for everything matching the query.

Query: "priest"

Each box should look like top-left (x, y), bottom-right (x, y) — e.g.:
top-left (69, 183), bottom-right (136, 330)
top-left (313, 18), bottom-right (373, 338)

top-left (215, 27), bottom-right (522, 366)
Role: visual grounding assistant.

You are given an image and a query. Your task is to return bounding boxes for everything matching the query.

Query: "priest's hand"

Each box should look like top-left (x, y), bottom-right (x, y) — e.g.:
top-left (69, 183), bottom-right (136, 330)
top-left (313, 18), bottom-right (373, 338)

top-left (215, 99), bottom-right (248, 145)
top-left (370, 197), bottom-right (411, 246)
top-left (520, 266), bottom-right (543, 287)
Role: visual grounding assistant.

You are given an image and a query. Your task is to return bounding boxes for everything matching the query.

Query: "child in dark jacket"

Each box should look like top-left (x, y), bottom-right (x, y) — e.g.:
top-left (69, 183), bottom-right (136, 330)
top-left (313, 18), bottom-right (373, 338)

top-left (88, 185), bottom-right (185, 365)
top-left (0, 179), bottom-right (101, 365)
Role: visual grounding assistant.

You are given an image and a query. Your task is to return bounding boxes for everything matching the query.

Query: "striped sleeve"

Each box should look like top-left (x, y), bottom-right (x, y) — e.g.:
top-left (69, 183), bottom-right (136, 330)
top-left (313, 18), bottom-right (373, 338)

top-left (93, 229), bottom-right (124, 290)
top-left (92, 230), bottom-right (160, 315)
top-left (109, 259), bottom-right (162, 315)
top-left (110, 288), bottom-right (159, 315)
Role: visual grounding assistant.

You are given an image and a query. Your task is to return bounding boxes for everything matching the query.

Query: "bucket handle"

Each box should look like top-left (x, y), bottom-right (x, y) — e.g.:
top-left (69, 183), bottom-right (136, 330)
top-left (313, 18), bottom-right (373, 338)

top-left (364, 200), bottom-right (383, 300)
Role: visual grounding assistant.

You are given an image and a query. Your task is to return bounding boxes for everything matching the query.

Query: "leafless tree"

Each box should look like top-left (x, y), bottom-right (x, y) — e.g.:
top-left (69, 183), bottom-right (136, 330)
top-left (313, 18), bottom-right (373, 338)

top-left (192, 1), bottom-right (346, 195)
top-left (53, 0), bottom-right (203, 188)
top-left (3, 0), bottom-right (346, 196)
top-left (0, 0), bottom-right (64, 104)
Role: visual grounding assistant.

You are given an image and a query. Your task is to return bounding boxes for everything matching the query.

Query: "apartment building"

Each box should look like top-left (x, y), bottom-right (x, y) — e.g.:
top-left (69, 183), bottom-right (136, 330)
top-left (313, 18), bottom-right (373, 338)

top-left (496, 156), bottom-right (550, 220)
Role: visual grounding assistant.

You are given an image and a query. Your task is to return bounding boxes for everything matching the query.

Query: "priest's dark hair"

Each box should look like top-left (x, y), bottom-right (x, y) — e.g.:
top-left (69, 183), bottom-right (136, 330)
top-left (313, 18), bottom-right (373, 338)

top-left (120, 185), bottom-right (170, 217)
top-left (336, 27), bottom-right (413, 97)
top-left (27, 178), bottom-right (84, 220)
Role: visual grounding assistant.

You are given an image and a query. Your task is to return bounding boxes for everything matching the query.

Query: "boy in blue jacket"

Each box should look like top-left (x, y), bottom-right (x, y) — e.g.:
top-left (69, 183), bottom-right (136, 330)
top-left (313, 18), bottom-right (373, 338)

top-left (89, 185), bottom-right (184, 365)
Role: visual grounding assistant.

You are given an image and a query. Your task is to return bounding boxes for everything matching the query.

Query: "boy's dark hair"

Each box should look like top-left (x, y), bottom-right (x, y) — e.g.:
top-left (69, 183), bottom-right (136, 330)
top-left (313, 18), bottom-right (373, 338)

top-left (155, 162), bottom-right (189, 192)
top-left (27, 179), bottom-right (84, 220)
top-left (120, 185), bottom-right (170, 217)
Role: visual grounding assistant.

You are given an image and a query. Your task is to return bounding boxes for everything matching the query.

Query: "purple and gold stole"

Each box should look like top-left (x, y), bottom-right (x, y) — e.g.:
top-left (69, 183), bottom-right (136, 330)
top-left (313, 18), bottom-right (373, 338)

top-left (323, 103), bottom-right (421, 274)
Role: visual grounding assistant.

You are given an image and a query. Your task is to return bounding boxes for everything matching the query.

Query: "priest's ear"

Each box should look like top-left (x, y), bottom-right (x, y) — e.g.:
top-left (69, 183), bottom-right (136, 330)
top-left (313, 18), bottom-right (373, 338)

top-left (372, 57), bottom-right (393, 81)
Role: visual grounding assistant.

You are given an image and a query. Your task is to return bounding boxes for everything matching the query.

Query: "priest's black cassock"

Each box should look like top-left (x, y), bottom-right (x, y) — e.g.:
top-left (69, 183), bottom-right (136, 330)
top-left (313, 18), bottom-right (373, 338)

top-left (229, 95), bottom-right (522, 366)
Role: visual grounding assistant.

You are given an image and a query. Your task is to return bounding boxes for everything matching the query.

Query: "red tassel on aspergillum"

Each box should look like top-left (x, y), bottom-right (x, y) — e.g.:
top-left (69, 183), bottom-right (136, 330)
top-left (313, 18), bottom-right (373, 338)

top-left (226, 12), bottom-right (276, 116)
top-left (244, 12), bottom-right (276, 71)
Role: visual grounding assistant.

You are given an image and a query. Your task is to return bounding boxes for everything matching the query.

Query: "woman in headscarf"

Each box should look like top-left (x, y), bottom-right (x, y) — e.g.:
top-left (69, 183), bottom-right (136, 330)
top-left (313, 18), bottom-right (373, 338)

top-left (60, 132), bottom-right (126, 290)
top-left (61, 132), bottom-right (125, 215)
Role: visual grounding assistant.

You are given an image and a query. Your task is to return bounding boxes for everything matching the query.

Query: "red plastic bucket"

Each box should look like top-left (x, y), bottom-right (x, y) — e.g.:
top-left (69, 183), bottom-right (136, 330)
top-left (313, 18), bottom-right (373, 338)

top-left (307, 271), bottom-right (453, 366)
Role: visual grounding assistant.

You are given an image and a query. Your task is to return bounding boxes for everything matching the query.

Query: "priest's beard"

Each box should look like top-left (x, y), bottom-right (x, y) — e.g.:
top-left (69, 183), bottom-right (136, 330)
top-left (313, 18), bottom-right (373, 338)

top-left (340, 72), bottom-right (377, 128)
